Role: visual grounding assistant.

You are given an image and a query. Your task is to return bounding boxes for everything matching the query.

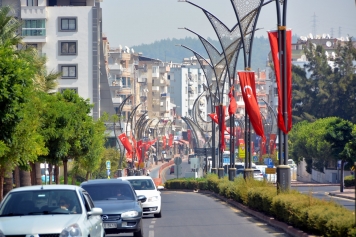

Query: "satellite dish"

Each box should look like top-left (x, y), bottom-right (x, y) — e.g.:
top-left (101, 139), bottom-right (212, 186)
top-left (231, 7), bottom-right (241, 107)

top-left (316, 35), bottom-right (321, 39)
top-left (326, 41), bottom-right (332, 47)
top-left (346, 37), bottom-right (349, 41)
top-left (340, 37), bottom-right (345, 41)
top-left (125, 46), bottom-right (130, 53)
top-left (300, 36), bottom-right (307, 41)
top-left (131, 48), bottom-right (134, 53)
top-left (322, 34), bottom-right (326, 39)
top-left (308, 33), bottom-right (313, 39)
top-left (327, 34), bottom-right (331, 39)
top-left (118, 45), bottom-right (122, 51)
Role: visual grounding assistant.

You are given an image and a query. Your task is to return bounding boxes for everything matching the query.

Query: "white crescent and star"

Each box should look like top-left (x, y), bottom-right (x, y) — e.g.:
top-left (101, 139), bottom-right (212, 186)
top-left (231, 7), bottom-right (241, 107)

top-left (243, 86), bottom-right (253, 98)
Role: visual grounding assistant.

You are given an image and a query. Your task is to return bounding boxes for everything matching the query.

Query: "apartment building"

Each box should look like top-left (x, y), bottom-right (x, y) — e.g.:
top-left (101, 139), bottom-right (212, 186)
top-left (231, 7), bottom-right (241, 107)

top-left (14, 0), bottom-right (114, 120)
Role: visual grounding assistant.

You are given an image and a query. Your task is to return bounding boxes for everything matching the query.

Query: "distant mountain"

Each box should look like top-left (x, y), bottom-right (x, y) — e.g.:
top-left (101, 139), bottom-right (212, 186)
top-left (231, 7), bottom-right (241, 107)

top-left (131, 35), bottom-right (299, 71)
top-left (130, 36), bottom-right (270, 71)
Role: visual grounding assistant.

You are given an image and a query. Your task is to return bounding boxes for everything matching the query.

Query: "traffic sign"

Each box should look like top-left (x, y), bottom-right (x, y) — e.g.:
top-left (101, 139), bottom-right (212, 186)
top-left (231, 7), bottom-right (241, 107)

top-left (265, 168), bottom-right (276, 174)
top-left (106, 160), bottom-right (111, 170)
top-left (253, 156), bottom-right (258, 162)
top-left (174, 157), bottom-right (182, 165)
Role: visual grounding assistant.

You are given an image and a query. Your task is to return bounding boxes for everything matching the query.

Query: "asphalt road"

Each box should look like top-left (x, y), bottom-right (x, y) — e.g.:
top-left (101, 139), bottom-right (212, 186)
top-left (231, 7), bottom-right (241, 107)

top-left (293, 186), bottom-right (355, 211)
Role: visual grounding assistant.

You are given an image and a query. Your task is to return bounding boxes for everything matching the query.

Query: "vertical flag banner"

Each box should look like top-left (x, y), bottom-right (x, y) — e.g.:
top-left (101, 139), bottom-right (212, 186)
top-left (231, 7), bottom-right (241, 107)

top-left (136, 140), bottom-right (142, 164)
top-left (268, 30), bottom-right (293, 133)
top-left (215, 105), bottom-right (227, 151)
top-left (118, 133), bottom-right (133, 155)
top-left (228, 87), bottom-right (237, 115)
top-left (237, 71), bottom-right (265, 140)
top-left (168, 134), bottom-right (173, 147)
top-left (162, 136), bottom-right (166, 150)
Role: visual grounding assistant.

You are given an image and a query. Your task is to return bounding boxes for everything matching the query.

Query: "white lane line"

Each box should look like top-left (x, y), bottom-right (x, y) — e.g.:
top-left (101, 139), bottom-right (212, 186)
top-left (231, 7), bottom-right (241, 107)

top-left (151, 220), bottom-right (156, 224)
top-left (149, 225), bottom-right (154, 228)
top-left (149, 230), bottom-right (154, 237)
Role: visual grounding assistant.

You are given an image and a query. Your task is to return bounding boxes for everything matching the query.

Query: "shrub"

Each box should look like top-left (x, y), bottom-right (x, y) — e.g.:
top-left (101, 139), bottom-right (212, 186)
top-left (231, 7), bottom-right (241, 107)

top-left (247, 186), bottom-right (277, 213)
top-left (344, 175), bottom-right (354, 187)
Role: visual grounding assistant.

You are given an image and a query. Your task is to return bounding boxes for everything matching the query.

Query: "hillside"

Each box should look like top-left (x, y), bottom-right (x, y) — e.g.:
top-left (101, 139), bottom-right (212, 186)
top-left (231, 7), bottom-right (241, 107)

top-left (130, 36), bottom-right (271, 71)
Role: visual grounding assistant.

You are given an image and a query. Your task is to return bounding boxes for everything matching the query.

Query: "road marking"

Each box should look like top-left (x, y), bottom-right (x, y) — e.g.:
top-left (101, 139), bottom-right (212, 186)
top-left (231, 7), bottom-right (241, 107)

top-left (149, 225), bottom-right (154, 228)
top-left (151, 220), bottom-right (156, 224)
top-left (149, 230), bottom-right (154, 237)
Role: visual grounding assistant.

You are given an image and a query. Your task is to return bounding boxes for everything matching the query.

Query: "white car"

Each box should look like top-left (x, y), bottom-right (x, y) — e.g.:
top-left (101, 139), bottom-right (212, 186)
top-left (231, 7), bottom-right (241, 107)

top-left (0, 185), bottom-right (104, 237)
top-left (236, 168), bottom-right (264, 181)
top-left (120, 176), bottom-right (164, 218)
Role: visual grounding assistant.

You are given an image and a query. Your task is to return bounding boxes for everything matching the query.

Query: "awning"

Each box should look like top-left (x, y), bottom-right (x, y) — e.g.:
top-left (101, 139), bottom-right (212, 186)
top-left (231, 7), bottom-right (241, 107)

top-left (180, 139), bottom-right (189, 145)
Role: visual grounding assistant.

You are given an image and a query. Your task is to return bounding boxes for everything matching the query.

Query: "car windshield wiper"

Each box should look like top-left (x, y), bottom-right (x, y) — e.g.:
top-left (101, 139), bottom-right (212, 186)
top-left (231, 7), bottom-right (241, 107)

top-left (0, 213), bottom-right (25, 216)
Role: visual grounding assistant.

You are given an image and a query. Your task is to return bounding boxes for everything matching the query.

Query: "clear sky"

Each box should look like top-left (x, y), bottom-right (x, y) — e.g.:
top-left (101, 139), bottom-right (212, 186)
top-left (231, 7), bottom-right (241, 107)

top-left (101, 0), bottom-right (356, 48)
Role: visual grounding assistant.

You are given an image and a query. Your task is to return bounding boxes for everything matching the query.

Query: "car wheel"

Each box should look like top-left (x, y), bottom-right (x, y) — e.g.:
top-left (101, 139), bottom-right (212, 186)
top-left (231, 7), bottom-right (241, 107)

top-left (154, 210), bottom-right (162, 218)
top-left (133, 221), bottom-right (143, 237)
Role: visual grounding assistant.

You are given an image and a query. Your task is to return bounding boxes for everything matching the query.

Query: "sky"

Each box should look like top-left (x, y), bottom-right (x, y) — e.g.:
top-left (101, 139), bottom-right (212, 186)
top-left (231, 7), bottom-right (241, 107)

top-left (101, 0), bottom-right (356, 48)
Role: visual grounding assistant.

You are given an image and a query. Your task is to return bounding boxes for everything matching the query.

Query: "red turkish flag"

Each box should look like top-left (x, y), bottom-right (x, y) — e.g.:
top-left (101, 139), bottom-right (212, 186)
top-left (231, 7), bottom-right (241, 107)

top-left (268, 30), bottom-right (293, 133)
top-left (162, 136), bottom-right (166, 149)
top-left (228, 87), bottom-right (237, 115)
top-left (118, 133), bottom-right (133, 154)
top-left (237, 71), bottom-right (265, 140)
top-left (269, 133), bottom-right (277, 153)
top-left (215, 105), bottom-right (227, 151)
top-left (136, 140), bottom-right (143, 164)
top-left (168, 134), bottom-right (173, 147)
top-left (209, 113), bottom-right (219, 124)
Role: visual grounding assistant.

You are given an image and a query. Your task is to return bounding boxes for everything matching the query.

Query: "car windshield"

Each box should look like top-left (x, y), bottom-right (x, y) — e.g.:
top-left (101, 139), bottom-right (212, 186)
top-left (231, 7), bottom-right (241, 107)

top-left (0, 190), bottom-right (82, 216)
top-left (126, 179), bottom-right (155, 191)
top-left (82, 183), bottom-right (135, 201)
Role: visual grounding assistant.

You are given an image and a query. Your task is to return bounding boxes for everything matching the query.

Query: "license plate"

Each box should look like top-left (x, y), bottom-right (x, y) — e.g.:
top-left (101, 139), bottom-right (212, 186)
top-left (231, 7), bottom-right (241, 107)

top-left (103, 223), bottom-right (117, 229)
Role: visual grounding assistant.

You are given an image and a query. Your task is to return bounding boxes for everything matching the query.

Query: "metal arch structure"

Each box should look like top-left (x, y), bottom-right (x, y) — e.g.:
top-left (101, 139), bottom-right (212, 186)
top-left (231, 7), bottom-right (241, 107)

top-left (116, 94), bottom-right (133, 133)
top-left (134, 112), bottom-right (148, 140)
top-left (126, 103), bottom-right (142, 137)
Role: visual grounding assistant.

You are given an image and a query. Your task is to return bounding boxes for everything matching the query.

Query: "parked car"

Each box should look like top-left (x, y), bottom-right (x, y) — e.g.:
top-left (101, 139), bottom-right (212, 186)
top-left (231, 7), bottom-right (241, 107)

top-left (236, 168), bottom-right (264, 181)
top-left (80, 179), bottom-right (146, 237)
top-left (0, 185), bottom-right (103, 237)
top-left (170, 165), bottom-right (174, 174)
top-left (120, 176), bottom-right (164, 218)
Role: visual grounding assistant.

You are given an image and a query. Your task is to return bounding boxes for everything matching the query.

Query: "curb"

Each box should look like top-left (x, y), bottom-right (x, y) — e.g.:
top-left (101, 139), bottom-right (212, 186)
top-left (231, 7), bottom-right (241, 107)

top-left (328, 192), bottom-right (355, 201)
top-left (162, 189), bottom-right (316, 237)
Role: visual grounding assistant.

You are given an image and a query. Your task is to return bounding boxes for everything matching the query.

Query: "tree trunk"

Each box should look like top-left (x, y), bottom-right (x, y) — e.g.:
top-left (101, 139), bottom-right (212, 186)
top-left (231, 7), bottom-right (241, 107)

top-left (0, 167), bottom-right (5, 201)
top-left (340, 160), bottom-right (345, 192)
top-left (3, 170), bottom-right (13, 197)
top-left (35, 162), bottom-right (42, 185)
top-left (14, 167), bottom-right (20, 188)
top-left (63, 159), bottom-right (68, 184)
top-left (30, 163), bottom-right (35, 185)
top-left (48, 164), bottom-right (53, 185)
top-left (86, 172), bottom-right (90, 181)
top-left (55, 165), bottom-right (60, 184)
top-left (20, 169), bottom-right (31, 187)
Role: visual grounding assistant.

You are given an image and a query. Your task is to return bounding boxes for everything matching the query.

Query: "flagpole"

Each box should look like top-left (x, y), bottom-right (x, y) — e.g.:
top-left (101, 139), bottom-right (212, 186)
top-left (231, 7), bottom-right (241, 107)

top-left (275, 0), bottom-right (291, 192)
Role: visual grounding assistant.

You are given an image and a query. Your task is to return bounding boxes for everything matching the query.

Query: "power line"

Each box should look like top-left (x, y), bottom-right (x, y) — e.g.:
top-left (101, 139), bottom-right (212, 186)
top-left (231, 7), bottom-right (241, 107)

top-left (311, 12), bottom-right (318, 36)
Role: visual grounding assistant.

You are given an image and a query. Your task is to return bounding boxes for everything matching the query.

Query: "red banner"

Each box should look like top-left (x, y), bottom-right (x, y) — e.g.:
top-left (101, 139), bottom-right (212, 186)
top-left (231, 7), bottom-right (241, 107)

top-left (237, 71), bottom-right (265, 140)
top-left (168, 134), bottom-right (173, 147)
top-left (269, 133), bottom-right (277, 154)
top-left (215, 105), bottom-right (227, 151)
top-left (268, 30), bottom-right (293, 134)
top-left (228, 87), bottom-right (237, 115)
top-left (187, 130), bottom-right (191, 143)
top-left (136, 140), bottom-right (142, 164)
top-left (118, 133), bottom-right (133, 155)
top-left (162, 136), bottom-right (166, 150)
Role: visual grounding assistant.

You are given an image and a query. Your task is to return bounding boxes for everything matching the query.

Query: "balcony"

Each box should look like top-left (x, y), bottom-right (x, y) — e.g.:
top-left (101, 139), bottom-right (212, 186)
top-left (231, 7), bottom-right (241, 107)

top-left (120, 53), bottom-right (131, 61)
top-left (112, 97), bottom-right (123, 104)
top-left (152, 86), bottom-right (160, 91)
top-left (137, 78), bottom-right (147, 83)
top-left (160, 78), bottom-right (170, 86)
top-left (21, 6), bottom-right (47, 19)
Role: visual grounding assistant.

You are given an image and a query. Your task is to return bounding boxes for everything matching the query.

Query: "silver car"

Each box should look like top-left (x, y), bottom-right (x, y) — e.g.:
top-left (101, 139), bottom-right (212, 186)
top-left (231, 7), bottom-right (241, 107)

top-left (0, 185), bottom-right (104, 237)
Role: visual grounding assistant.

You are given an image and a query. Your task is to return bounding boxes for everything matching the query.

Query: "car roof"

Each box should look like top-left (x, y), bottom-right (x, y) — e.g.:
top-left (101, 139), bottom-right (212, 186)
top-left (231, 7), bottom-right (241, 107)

top-left (119, 176), bottom-right (154, 181)
top-left (81, 179), bottom-right (131, 186)
top-left (8, 184), bottom-right (81, 193)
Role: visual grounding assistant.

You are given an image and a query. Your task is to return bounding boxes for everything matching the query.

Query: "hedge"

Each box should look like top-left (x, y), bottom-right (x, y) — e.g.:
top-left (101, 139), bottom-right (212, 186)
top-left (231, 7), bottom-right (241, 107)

top-left (164, 174), bottom-right (356, 236)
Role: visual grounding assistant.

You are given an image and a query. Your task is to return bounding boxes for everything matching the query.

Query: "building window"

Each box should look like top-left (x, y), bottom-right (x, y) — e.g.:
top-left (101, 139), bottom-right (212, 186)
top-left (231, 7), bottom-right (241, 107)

top-left (59, 41), bottom-right (77, 55)
top-left (22, 20), bottom-right (45, 36)
top-left (27, 0), bottom-right (38, 6)
top-left (59, 88), bottom-right (78, 94)
top-left (59, 17), bottom-right (77, 32)
top-left (59, 65), bottom-right (78, 79)
top-left (167, 75), bottom-right (171, 80)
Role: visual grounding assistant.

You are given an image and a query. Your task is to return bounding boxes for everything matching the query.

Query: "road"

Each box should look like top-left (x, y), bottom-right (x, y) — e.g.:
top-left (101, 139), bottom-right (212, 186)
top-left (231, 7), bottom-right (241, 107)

top-left (114, 191), bottom-right (287, 237)
top-left (293, 186), bottom-right (355, 211)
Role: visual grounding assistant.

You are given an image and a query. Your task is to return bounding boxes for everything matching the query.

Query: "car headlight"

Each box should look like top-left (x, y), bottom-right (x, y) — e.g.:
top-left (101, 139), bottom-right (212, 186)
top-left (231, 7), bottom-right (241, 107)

top-left (0, 229), bottom-right (5, 237)
top-left (147, 196), bottom-right (159, 202)
top-left (60, 224), bottom-right (82, 237)
top-left (121, 211), bottom-right (139, 218)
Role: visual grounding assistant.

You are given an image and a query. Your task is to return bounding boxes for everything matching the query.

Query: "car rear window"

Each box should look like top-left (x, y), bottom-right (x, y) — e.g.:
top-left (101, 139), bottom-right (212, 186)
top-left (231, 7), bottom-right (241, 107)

top-left (82, 183), bottom-right (135, 201)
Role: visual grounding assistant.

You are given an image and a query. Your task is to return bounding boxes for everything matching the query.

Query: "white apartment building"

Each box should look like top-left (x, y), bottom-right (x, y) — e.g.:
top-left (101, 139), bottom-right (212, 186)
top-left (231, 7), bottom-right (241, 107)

top-left (15, 0), bottom-right (114, 120)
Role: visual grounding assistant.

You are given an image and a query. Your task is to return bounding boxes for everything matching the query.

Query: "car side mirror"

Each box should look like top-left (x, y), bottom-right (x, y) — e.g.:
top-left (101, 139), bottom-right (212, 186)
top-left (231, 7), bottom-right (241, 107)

top-left (137, 195), bottom-right (147, 203)
top-left (88, 207), bottom-right (102, 216)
